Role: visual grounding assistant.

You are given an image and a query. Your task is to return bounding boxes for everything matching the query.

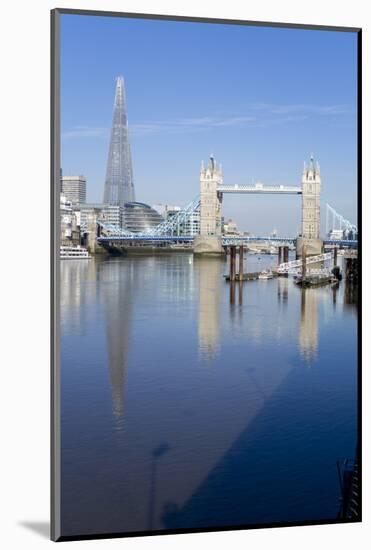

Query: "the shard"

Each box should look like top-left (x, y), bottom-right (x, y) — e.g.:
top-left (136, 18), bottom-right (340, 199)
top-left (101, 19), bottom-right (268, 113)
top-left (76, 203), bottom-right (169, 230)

top-left (103, 76), bottom-right (135, 206)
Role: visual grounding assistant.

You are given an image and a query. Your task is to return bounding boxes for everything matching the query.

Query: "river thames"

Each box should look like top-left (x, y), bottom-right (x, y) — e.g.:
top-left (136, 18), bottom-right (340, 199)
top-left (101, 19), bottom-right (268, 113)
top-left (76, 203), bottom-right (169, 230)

top-left (60, 253), bottom-right (357, 537)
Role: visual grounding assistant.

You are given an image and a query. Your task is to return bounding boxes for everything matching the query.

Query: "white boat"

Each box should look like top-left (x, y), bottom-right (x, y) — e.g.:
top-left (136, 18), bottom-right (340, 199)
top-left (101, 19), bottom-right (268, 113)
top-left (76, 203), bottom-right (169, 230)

top-left (60, 245), bottom-right (91, 259)
top-left (259, 269), bottom-right (273, 280)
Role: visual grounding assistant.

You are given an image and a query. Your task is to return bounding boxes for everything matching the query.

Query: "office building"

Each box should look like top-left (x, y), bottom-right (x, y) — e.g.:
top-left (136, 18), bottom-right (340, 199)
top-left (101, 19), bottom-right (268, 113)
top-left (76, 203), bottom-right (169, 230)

top-left (61, 175), bottom-right (86, 204)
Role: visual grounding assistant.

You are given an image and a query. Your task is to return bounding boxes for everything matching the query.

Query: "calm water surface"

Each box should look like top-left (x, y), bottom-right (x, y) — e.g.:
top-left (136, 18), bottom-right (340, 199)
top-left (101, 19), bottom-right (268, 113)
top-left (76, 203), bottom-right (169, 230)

top-left (60, 253), bottom-right (357, 537)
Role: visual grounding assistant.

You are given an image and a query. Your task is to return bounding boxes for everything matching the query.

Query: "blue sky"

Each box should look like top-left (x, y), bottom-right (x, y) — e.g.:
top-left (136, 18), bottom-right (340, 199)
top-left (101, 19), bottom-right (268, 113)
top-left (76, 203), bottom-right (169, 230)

top-left (61, 14), bottom-right (358, 235)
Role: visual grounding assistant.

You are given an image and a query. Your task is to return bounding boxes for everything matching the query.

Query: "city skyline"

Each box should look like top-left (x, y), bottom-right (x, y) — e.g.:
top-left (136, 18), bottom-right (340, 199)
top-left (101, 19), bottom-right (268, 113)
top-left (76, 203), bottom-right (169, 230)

top-left (61, 14), bottom-right (357, 235)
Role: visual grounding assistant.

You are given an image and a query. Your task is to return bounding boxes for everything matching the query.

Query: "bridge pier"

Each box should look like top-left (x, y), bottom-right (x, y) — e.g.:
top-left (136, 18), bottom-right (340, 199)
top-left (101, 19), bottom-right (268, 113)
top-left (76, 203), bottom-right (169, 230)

top-left (86, 212), bottom-right (101, 254)
top-left (278, 246), bottom-right (283, 265)
top-left (229, 246), bottom-right (237, 281)
top-left (344, 252), bottom-right (358, 283)
top-left (302, 245), bottom-right (307, 279)
top-left (278, 245), bottom-right (289, 266)
top-left (193, 235), bottom-right (224, 255)
top-left (296, 237), bottom-right (323, 258)
top-left (227, 245), bottom-right (245, 282)
top-left (238, 245), bottom-right (244, 281)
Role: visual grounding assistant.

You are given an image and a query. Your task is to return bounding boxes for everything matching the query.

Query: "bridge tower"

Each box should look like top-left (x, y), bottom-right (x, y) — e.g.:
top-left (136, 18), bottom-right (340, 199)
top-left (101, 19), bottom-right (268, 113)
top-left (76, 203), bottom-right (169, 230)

top-left (194, 155), bottom-right (224, 254)
top-left (297, 155), bottom-right (322, 257)
top-left (199, 155), bottom-right (223, 236)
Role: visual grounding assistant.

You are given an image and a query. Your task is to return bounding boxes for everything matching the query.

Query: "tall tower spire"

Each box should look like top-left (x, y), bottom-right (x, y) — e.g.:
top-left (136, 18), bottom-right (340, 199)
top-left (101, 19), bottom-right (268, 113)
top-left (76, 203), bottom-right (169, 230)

top-left (103, 76), bottom-right (135, 206)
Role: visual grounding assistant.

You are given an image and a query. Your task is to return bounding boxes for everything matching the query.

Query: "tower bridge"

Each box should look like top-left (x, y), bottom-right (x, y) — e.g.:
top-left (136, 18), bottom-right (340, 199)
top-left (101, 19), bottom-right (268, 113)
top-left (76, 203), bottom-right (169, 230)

top-left (94, 153), bottom-right (357, 255)
top-left (196, 154), bottom-right (321, 256)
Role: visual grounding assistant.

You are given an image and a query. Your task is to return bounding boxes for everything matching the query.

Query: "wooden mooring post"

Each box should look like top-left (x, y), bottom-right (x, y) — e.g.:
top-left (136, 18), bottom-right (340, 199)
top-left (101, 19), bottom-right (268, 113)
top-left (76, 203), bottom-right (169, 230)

top-left (229, 246), bottom-right (237, 281)
top-left (238, 245), bottom-right (244, 281)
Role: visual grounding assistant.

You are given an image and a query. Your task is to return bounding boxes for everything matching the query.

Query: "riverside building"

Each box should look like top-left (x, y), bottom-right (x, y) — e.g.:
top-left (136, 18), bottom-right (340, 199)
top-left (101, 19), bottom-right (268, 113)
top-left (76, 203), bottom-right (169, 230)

top-left (75, 203), bottom-right (125, 231)
top-left (61, 175), bottom-right (87, 205)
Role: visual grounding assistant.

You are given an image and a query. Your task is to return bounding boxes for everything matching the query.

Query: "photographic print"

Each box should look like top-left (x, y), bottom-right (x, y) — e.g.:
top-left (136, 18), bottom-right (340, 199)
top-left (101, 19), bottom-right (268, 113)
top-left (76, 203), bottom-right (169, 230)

top-left (51, 9), bottom-right (361, 541)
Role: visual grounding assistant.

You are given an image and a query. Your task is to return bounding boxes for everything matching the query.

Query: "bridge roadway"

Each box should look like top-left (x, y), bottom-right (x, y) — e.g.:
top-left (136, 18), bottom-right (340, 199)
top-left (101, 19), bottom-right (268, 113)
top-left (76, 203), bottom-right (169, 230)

top-left (97, 234), bottom-right (357, 247)
top-left (217, 184), bottom-right (302, 195)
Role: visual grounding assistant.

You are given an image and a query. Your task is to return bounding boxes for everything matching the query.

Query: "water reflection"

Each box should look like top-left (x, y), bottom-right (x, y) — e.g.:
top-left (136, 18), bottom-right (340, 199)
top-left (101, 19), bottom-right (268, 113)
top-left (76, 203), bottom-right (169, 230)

top-left (196, 258), bottom-right (222, 360)
top-left (332, 282), bottom-right (339, 308)
top-left (98, 259), bottom-right (134, 420)
top-left (60, 255), bottom-right (357, 536)
top-left (344, 280), bottom-right (358, 315)
top-left (277, 276), bottom-right (289, 306)
top-left (299, 288), bottom-right (318, 362)
top-left (60, 259), bottom-right (99, 334)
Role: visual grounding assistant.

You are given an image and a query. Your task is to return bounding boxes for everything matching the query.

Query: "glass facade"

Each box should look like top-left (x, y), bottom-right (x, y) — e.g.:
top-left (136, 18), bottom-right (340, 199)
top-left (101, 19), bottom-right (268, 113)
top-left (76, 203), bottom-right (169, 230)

top-left (123, 202), bottom-right (164, 233)
top-left (103, 77), bottom-right (135, 206)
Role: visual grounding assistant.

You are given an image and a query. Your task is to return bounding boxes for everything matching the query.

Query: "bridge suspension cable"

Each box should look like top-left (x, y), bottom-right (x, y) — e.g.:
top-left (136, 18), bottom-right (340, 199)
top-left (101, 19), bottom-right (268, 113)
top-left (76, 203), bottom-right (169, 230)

top-left (325, 204), bottom-right (357, 237)
top-left (93, 197), bottom-right (201, 238)
top-left (150, 196), bottom-right (200, 236)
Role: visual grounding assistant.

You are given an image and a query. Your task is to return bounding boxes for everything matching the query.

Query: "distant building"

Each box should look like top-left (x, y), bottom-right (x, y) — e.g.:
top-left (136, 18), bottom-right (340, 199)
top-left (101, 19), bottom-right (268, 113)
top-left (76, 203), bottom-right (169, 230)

top-left (61, 175), bottom-right (87, 205)
top-left (152, 203), bottom-right (200, 236)
top-left (347, 229), bottom-right (357, 241)
top-left (223, 218), bottom-right (239, 235)
top-left (122, 202), bottom-right (164, 233)
top-left (182, 210), bottom-right (200, 236)
top-left (103, 76), bottom-right (135, 206)
top-left (75, 201), bottom-right (165, 235)
top-left (152, 204), bottom-right (181, 219)
top-left (328, 229), bottom-right (344, 240)
top-left (75, 203), bottom-right (125, 232)
top-left (60, 194), bottom-right (81, 245)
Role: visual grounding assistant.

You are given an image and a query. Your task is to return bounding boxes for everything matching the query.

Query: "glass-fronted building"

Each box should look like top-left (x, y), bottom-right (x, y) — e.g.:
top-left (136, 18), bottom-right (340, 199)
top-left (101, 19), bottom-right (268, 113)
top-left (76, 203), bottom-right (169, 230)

top-left (123, 202), bottom-right (164, 233)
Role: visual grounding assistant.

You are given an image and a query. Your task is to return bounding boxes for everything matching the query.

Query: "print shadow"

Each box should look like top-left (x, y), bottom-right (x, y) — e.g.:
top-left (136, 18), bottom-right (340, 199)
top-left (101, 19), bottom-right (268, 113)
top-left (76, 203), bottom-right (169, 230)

top-left (161, 351), bottom-right (356, 530)
top-left (18, 521), bottom-right (49, 539)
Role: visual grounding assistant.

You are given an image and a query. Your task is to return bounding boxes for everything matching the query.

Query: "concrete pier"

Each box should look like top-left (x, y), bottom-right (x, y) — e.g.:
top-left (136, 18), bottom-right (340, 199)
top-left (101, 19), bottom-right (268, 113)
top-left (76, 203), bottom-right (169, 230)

top-left (193, 235), bottom-right (224, 256)
top-left (296, 237), bottom-right (323, 258)
top-left (302, 245), bottom-right (307, 279)
top-left (229, 246), bottom-right (237, 281)
top-left (278, 246), bottom-right (283, 265)
top-left (238, 245), bottom-right (244, 281)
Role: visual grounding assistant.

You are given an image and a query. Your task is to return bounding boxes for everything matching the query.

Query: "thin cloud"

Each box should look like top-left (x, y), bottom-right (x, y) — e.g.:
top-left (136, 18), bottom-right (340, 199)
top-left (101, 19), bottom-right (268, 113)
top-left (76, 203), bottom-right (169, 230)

top-left (62, 126), bottom-right (108, 139)
top-left (240, 102), bottom-right (353, 116)
top-left (130, 115), bottom-right (256, 136)
top-left (62, 103), bottom-right (353, 139)
top-left (267, 103), bottom-right (352, 115)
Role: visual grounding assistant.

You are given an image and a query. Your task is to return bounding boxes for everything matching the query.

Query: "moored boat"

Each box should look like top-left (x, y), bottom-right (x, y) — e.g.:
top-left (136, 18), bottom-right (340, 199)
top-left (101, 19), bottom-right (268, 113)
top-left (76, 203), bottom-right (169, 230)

top-left (259, 269), bottom-right (273, 280)
top-left (293, 272), bottom-right (334, 287)
top-left (60, 245), bottom-right (91, 259)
